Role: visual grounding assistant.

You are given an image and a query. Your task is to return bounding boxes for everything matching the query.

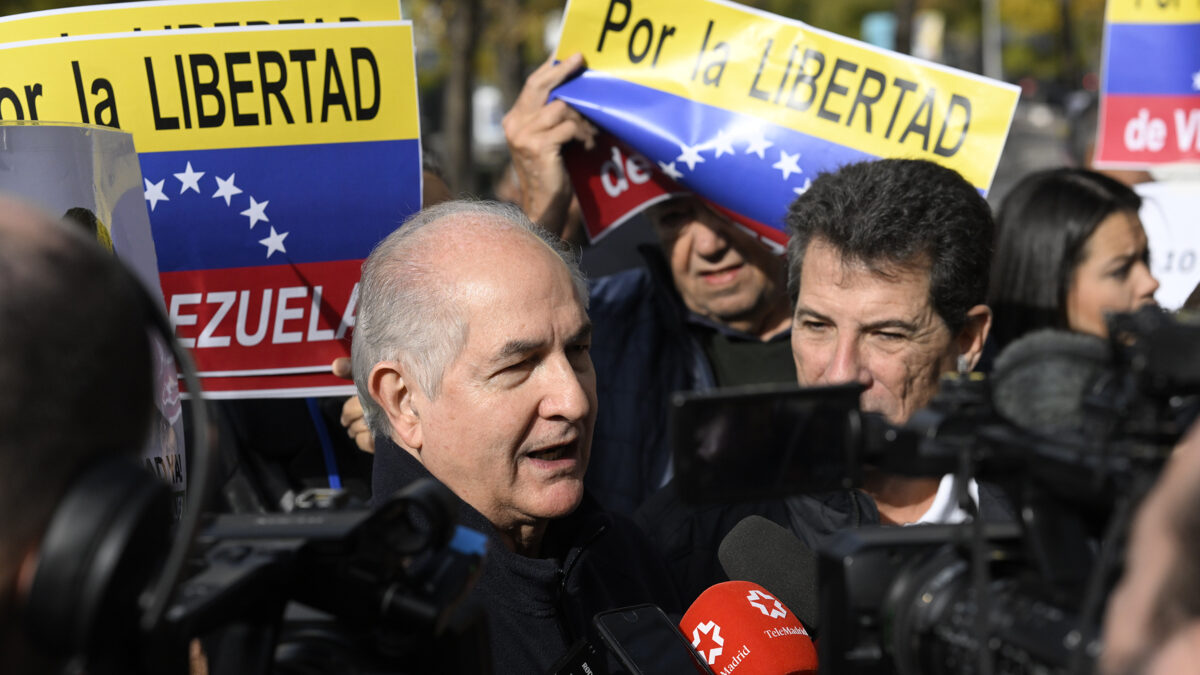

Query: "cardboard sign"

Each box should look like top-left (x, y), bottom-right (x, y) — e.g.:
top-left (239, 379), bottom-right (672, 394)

top-left (1095, 0), bottom-right (1200, 167)
top-left (553, 0), bottom-right (1019, 241)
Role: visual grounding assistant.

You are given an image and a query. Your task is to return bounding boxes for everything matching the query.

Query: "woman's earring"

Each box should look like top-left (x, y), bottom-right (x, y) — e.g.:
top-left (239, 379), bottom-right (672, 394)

top-left (957, 354), bottom-right (971, 374)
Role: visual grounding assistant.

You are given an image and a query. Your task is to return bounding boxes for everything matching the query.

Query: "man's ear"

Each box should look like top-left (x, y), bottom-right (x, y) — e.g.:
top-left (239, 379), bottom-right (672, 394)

top-left (367, 360), bottom-right (424, 451)
top-left (956, 304), bottom-right (993, 372)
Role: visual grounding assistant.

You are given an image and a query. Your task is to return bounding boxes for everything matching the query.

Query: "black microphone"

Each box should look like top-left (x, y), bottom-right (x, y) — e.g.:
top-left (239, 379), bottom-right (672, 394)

top-left (989, 328), bottom-right (1112, 436)
top-left (717, 515), bottom-right (820, 635)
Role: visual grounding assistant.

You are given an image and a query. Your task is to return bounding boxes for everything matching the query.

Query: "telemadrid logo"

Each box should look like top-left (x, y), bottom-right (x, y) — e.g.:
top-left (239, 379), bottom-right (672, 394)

top-left (746, 589), bottom-right (787, 619)
top-left (691, 620), bottom-right (724, 665)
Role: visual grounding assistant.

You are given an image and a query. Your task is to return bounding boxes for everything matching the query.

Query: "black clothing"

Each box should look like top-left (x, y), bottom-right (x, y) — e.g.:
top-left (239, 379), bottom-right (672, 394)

top-left (635, 483), bottom-right (880, 605)
top-left (636, 480), bottom-right (1017, 606)
top-left (372, 437), bottom-right (683, 674)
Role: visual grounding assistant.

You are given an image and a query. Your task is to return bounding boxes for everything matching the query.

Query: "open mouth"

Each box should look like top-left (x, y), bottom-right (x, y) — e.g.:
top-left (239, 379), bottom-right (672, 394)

top-left (527, 443), bottom-right (573, 462)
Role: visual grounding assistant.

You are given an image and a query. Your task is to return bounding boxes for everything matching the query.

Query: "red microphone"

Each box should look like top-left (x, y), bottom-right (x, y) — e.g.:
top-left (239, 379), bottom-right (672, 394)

top-left (680, 580), bottom-right (818, 675)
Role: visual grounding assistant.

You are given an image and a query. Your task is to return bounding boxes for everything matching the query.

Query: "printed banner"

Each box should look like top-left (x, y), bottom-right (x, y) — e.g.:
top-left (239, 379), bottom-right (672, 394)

top-left (0, 122), bottom-right (187, 513)
top-left (553, 0), bottom-right (1020, 242)
top-left (0, 0), bottom-right (400, 41)
top-left (0, 21), bottom-right (419, 397)
top-left (1095, 0), bottom-right (1200, 167)
top-left (1138, 180), bottom-right (1200, 309)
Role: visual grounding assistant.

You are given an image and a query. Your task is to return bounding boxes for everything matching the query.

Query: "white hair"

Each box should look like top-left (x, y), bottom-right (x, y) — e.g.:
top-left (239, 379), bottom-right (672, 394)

top-left (352, 199), bottom-right (587, 440)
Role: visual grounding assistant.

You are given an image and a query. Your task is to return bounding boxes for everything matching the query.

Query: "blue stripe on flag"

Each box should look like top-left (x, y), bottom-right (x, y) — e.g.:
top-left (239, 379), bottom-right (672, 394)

top-left (141, 139), bottom-right (420, 272)
top-left (1104, 23), bottom-right (1200, 96)
top-left (552, 71), bottom-right (875, 233)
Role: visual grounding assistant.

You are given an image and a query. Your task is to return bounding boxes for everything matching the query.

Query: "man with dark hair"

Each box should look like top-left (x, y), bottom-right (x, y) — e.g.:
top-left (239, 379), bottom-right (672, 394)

top-left (0, 195), bottom-right (155, 674)
top-left (785, 158), bottom-right (994, 523)
top-left (637, 159), bottom-right (1000, 602)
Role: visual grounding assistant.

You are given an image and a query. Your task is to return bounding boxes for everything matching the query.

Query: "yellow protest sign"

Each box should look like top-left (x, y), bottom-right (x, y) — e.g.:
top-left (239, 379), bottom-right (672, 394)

top-left (555, 0), bottom-right (1018, 191)
top-left (0, 21), bottom-right (418, 152)
top-left (0, 0), bottom-right (401, 42)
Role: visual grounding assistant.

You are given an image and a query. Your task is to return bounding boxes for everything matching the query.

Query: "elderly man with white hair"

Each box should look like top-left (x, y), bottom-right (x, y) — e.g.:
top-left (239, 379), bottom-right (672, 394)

top-left (352, 199), bottom-right (681, 673)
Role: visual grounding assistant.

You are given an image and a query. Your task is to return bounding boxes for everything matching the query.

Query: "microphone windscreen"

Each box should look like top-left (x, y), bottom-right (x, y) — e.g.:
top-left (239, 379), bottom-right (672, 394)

top-left (990, 329), bottom-right (1111, 435)
top-left (680, 580), bottom-right (817, 675)
top-left (718, 515), bottom-right (819, 633)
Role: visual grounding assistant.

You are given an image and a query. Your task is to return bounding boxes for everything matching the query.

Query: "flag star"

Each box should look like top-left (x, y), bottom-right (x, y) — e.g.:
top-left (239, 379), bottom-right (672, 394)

top-left (793, 178), bottom-right (812, 196)
top-left (658, 161), bottom-right (684, 180)
top-left (173, 162), bottom-right (205, 194)
top-left (711, 129), bottom-right (735, 158)
top-left (744, 130), bottom-right (774, 158)
top-left (676, 142), bottom-right (706, 171)
top-left (240, 196), bottom-right (270, 229)
top-left (1193, 70), bottom-right (1200, 91)
top-left (212, 173), bottom-right (243, 206)
top-left (144, 178), bottom-right (169, 211)
top-left (258, 226), bottom-right (288, 258)
top-left (772, 150), bottom-right (802, 180)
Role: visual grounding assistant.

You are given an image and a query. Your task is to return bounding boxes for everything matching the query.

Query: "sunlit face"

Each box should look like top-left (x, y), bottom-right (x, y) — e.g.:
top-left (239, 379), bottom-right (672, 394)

top-left (410, 234), bottom-right (597, 533)
top-left (648, 197), bottom-right (788, 335)
top-left (1066, 211), bottom-right (1159, 338)
top-left (791, 239), bottom-right (963, 424)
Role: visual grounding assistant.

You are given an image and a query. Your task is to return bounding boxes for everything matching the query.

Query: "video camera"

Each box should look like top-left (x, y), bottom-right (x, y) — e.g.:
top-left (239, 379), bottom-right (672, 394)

top-left (672, 307), bottom-right (1200, 675)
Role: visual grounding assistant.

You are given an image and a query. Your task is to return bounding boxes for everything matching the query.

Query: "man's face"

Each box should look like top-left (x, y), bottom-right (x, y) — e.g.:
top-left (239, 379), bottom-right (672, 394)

top-left (791, 239), bottom-right (957, 424)
top-left (648, 197), bottom-right (786, 333)
top-left (410, 237), bottom-right (597, 532)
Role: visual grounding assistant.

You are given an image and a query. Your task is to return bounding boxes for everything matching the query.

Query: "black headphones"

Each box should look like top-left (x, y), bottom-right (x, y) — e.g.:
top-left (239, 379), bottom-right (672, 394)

top-left (20, 245), bottom-right (212, 674)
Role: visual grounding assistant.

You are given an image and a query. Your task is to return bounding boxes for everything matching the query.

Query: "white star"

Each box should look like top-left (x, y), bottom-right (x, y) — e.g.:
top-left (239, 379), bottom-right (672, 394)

top-left (772, 150), bottom-right (802, 180)
top-left (711, 130), bottom-right (735, 158)
top-left (676, 143), bottom-right (705, 171)
top-left (658, 161), bottom-right (684, 180)
top-left (793, 178), bottom-right (813, 196)
top-left (1193, 70), bottom-right (1200, 91)
top-left (744, 130), bottom-right (774, 158)
top-left (240, 196), bottom-right (270, 229)
top-left (173, 162), bottom-right (205, 194)
top-left (212, 173), bottom-right (243, 206)
top-left (258, 226), bottom-right (288, 258)
top-left (144, 178), bottom-right (169, 212)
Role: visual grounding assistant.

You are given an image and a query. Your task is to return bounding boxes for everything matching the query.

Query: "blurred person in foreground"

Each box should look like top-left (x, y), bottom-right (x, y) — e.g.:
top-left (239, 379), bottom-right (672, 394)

top-left (352, 199), bottom-right (680, 673)
top-left (0, 195), bottom-right (155, 674)
top-left (1101, 421), bottom-right (1200, 675)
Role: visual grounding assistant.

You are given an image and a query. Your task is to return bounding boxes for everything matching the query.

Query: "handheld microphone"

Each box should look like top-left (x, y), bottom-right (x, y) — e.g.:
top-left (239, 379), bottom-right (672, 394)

top-left (718, 515), bottom-right (820, 634)
top-left (680, 580), bottom-right (817, 675)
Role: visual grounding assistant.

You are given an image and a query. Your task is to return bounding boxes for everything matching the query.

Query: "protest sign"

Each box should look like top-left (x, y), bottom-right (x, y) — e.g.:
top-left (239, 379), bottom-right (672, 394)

top-left (552, 0), bottom-right (1020, 244)
top-left (0, 0), bottom-right (400, 40)
top-left (1095, 0), bottom-right (1200, 167)
top-left (1138, 180), bottom-right (1200, 309)
top-left (0, 21), bottom-right (419, 397)
top-left (0, 122), bottom-right (187, 514)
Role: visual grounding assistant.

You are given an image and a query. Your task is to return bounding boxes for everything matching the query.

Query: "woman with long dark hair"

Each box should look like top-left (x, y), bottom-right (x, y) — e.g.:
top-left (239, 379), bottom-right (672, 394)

top-left (989, 168), bottom-right (1160, 352)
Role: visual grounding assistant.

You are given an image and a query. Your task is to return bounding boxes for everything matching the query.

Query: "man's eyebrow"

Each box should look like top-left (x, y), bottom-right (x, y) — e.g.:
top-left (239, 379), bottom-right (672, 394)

top-left (795, 307), bottom-right (919, 333)
top-left (492, 338), bottom-right (546, 364)
top-left (490, 322), bottom-right (594, 364)
top-left (567, 322), bottom-right (593, 345)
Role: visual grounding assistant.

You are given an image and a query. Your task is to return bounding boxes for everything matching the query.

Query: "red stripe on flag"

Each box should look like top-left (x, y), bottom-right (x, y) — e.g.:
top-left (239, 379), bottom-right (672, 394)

top-left (1096, 94), bottom-right (1200, 165)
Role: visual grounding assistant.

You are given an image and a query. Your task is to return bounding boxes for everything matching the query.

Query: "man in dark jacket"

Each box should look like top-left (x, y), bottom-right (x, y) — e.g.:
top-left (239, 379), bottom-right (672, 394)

top-left (504, 54), bottom-right (796, 516)
top-left (352, 200), bottom-right (681, 673)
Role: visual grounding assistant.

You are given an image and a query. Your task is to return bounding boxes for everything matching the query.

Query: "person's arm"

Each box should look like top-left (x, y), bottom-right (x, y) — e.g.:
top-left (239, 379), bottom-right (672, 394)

top-left (501, 52), bottom-right (596, 235)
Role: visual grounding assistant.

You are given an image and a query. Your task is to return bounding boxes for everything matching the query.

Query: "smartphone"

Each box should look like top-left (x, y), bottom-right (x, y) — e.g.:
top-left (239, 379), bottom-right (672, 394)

top-left (593, 604), bottom-right (715, 674)
top-left (671, 382), bottom-right (866, 504)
